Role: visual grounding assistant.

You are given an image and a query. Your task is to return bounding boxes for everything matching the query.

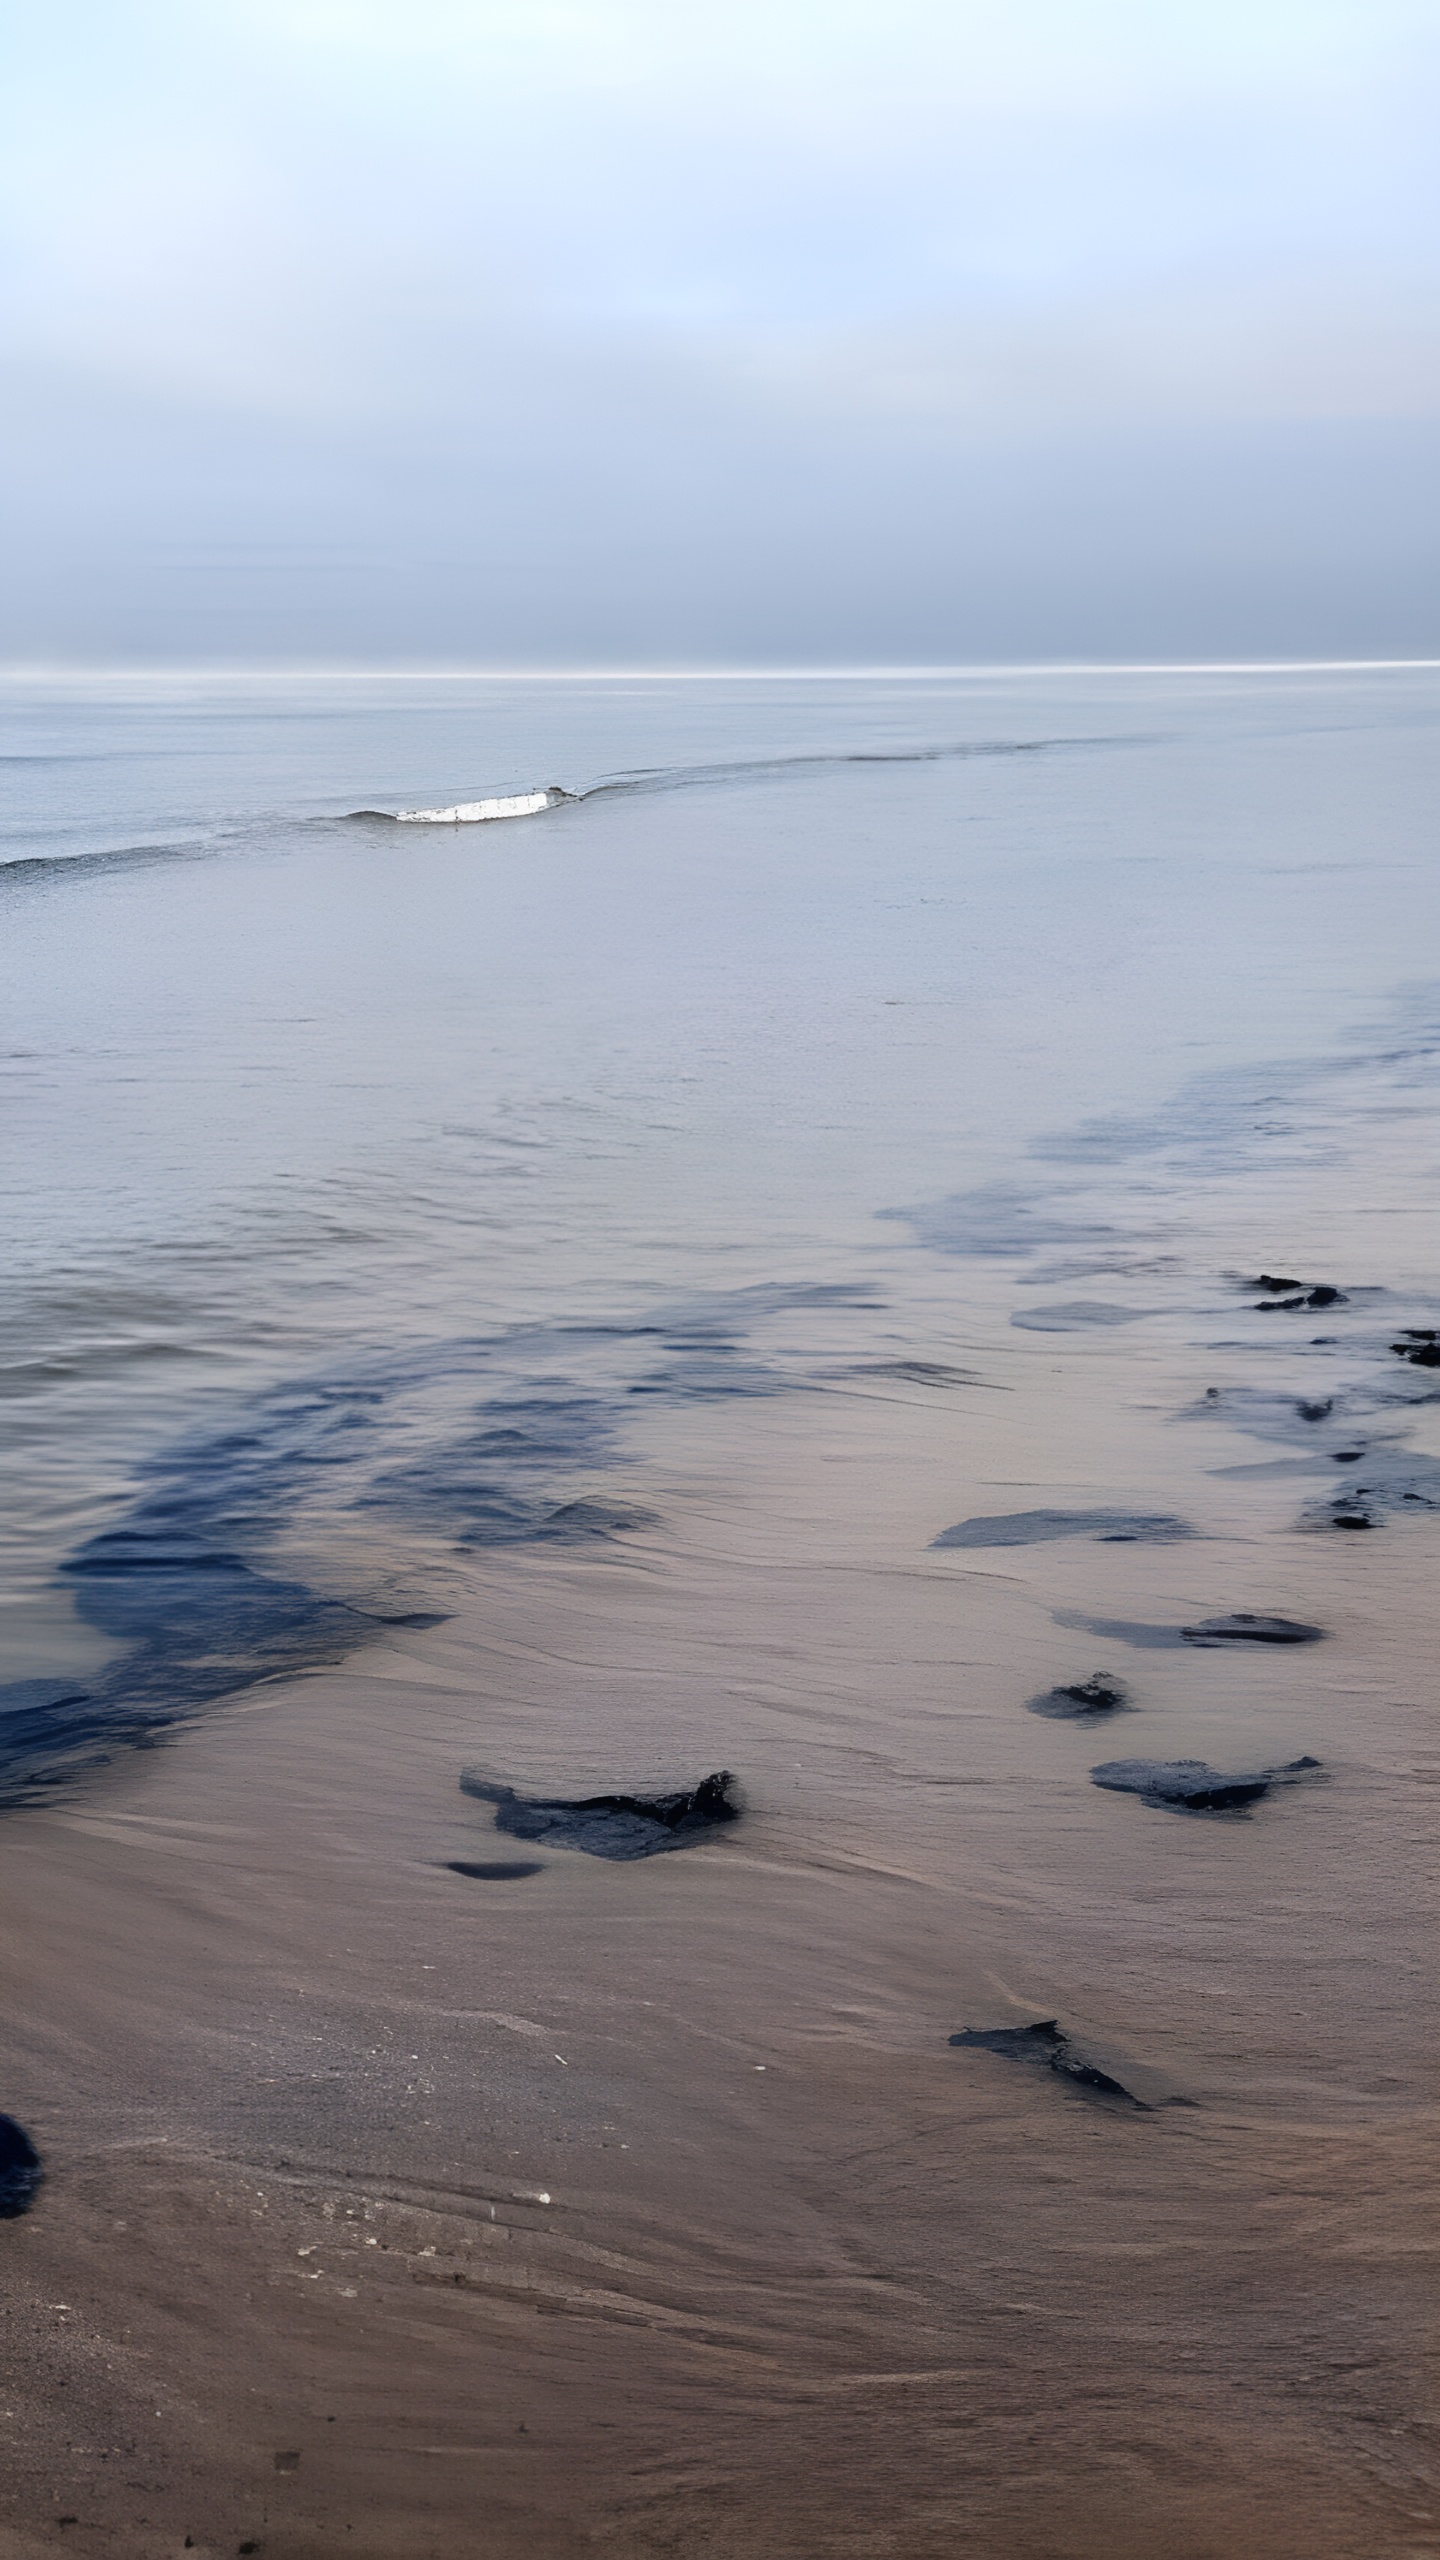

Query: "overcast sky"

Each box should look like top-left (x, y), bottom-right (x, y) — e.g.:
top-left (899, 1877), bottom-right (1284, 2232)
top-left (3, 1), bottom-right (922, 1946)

top-left (4, 0), bottom-right (1438, 664)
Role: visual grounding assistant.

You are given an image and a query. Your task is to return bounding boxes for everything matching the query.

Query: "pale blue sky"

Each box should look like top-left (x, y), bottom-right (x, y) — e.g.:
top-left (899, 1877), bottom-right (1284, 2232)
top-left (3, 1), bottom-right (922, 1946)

top-left (4, 1), bottom-right (1438, 662)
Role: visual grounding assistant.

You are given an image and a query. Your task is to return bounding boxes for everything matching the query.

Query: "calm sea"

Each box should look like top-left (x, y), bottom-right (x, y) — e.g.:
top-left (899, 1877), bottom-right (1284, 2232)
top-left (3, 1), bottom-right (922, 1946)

top-left (4, 667), bottom-right (1439, 1789)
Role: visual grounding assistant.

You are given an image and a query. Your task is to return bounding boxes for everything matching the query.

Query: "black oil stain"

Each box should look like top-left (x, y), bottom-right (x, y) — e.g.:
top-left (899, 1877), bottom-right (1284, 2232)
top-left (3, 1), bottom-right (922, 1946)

top-left (1090, 1754), bottom-right (1323, 1813)
top-left (949, 2021), bottom-right (1148, 2108)
top-left (1180, 1613), bottom-right (1325, 1646)
top-left (1027, 1674), bottom-right (1130, 1721)
top-left (444, 1859), bottom-right (545, 1881)
top-left (0, 2116), bottom-right (42, 2218)
top-left (459, 1770), bottom-right (741, 1860)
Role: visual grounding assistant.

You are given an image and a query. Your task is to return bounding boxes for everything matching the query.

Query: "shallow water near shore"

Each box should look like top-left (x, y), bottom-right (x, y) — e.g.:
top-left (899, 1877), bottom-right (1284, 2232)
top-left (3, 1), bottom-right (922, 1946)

top-left (2, 668), bottom-right (1438, 2555)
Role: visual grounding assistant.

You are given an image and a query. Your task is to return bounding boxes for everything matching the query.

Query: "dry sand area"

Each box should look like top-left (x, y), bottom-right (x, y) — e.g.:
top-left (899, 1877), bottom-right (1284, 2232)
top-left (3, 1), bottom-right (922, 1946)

top-left (1, 1337), bottom-right (1437, 2558)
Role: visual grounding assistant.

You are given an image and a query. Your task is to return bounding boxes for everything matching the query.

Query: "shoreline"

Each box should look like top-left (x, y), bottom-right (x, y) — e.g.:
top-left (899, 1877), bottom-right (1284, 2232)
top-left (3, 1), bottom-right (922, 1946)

top-left (5, 668), bottom-right (1438, 2552)
top-left (2, 1289), bottom-right (1435, 2555)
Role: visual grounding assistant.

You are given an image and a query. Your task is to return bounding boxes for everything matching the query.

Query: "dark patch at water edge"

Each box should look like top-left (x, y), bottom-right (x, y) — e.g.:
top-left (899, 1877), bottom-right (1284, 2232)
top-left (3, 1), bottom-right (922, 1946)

top-left (0, 1288), bottom-right (870, 1805)
top-left (444, 1859), bottom-right (546, 1881)
top-left (1091, 1755), bottom-right (1323, 1814)
top-left (1027, 1674), bottom-right (1130, 1721)
top-left (1181, 1613), bottom-right (1326, 1646)
top-left (932, 1508), bottom-right (1194, 1551)
top-left (1053, 1608), bottom-right (1327, 1650)
top-left (0, 2116), bottom-right (43, 2218)
top-left (459, 1769), bottom-right (741, 1860)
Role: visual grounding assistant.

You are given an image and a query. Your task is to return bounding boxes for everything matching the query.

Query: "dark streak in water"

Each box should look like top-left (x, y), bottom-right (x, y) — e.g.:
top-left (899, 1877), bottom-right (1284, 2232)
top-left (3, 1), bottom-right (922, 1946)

top-left (1009, 1301), bottom-right (1155, 1332)
top-left (0, 1287), bottom-right (872, 1804)
top-left (1051, 1611), bottom-right (1190, 1650)
top-left (880, 1182), bottom-right (1120, 1260)
top-left (1187, 1368), bottom-right (1440, 1531)
top-left (848, 1360), bottom-right (982, 1387)
top-left (343, 736), bottom-right (1141, 827)
top-left (933, 1508), bottom-right (1193, 1550)
top-left (1053, 1608), bottom-right (1326, 1650)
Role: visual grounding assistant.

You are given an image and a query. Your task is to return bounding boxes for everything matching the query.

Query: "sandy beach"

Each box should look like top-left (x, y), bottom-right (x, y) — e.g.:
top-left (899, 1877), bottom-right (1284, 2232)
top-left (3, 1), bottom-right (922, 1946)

top-left (3, 1201), bottom-right (1437, 2556)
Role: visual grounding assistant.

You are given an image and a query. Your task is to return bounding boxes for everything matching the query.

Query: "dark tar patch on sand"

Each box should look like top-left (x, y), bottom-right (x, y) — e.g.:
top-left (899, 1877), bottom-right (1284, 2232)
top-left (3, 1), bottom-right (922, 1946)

top-left (1181, 1613), bottom-right (1325, 1646)
top-left (1054, 1607), bottom-right (1326, 1650)
top-left (444, 1858), bottom-right (546, 1881)
top-left (1247, 1277), bottom-right (1348, 1310)
top-left (0, 2116), bottom-right (43, 2218)
top-left (1027, 1674), bottom-right (1130, 1721)
top-left (1091, 1755), bottom-right (1323, 1813)
top-left (459, 1769), bottom-right (741, 1860)
top-left (950, 2022), bottom-right (1149, 2109)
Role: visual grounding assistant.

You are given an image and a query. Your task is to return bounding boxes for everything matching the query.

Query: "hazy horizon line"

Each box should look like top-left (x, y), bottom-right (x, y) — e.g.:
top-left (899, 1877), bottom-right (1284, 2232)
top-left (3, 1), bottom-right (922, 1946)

top-left (5, 658), bottom-right (1440, 684)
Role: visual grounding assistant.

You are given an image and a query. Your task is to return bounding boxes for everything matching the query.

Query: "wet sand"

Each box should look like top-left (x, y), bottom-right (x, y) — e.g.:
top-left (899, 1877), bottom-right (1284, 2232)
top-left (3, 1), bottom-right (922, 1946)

top-left (3, 1304), bottom-right (1436, 2558)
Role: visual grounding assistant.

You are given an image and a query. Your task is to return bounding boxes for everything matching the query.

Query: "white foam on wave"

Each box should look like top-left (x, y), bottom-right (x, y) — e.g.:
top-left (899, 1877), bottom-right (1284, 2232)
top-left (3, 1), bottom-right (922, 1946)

top-left (395, 787), bottom-right (568, 825)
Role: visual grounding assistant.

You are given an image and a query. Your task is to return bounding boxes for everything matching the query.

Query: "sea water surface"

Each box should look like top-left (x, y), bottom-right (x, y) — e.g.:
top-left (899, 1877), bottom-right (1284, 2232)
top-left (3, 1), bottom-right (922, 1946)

top-left (4, 666), bottom-right (1440, 1783)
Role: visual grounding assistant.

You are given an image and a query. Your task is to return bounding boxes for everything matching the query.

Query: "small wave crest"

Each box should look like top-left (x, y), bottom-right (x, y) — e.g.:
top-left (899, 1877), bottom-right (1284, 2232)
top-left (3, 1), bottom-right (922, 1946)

top-left (17, 737), bottom-right (1135, 877)
top-left (387, 787), bottom-right (571, 825)
top-left (347, 736), bottom-right (1129, 830)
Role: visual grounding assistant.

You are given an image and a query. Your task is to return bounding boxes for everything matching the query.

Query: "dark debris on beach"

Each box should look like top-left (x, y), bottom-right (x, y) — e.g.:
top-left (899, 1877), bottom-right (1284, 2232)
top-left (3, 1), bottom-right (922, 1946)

top-left (1090, 1754), bottom-right (1323, 1814)
top-left (1244, 1275), bottom-right (1348, 1309)
top-left (949, 2021), bottom-right (1150, 2109)
top-left (1027, 1673), bottom-right (1130, 1721)
top-left (0, 2116), bottom-right (43, 2219)
top-left (459, 1768), bottom-right (742, 1860)
top-left (1180, 1613), bottom-right (1325, 1646)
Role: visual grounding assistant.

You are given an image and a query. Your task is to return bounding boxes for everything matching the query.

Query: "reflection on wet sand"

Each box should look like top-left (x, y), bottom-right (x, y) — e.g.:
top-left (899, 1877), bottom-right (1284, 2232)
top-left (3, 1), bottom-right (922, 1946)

top-left (3, 1231), bottom-right (1437, 2554)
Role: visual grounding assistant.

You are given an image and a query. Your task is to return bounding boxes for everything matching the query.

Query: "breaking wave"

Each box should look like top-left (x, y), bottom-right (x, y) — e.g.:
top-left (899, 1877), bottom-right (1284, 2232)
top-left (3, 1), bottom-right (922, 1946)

top-left (3, 735), bottom-right (1136, 874)
top-left (392, 787), bottom-right (572, 825)
top-left (347, 735), bottom-right (1122, 827)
